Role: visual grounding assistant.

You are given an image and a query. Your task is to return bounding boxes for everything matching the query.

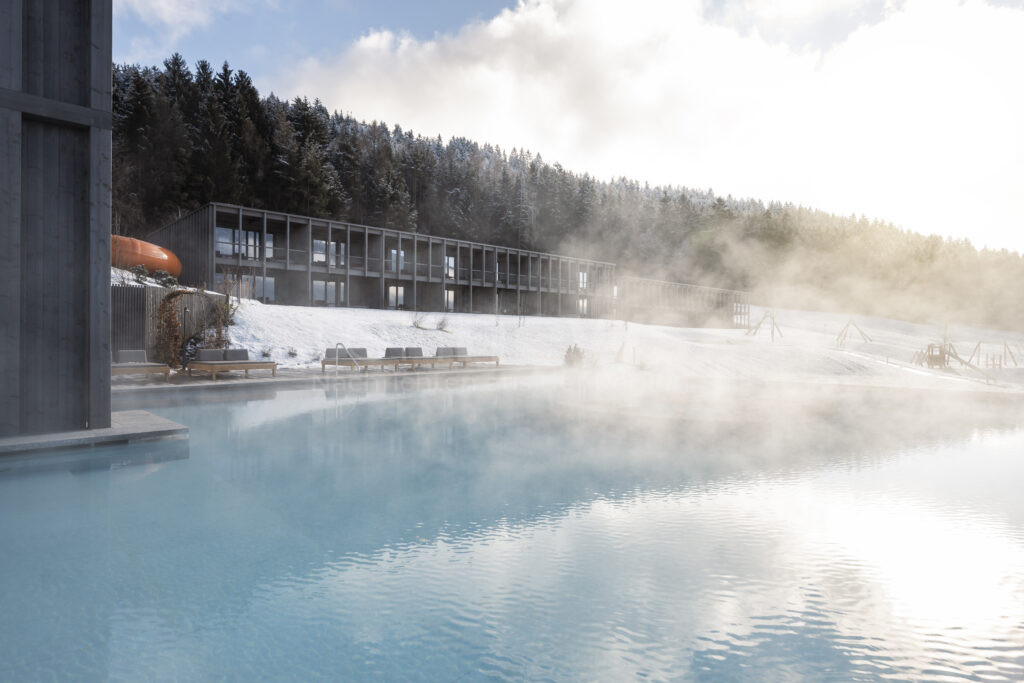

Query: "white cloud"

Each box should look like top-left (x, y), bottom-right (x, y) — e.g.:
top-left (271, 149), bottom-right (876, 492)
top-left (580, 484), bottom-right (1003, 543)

top-left (114, 0), bottom-right (267, 62)
top-left (263, 0), bottom-right (1024, 251)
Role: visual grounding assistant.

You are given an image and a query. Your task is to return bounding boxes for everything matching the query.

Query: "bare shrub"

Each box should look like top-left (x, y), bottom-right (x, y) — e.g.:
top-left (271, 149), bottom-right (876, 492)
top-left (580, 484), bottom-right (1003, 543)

top-left (155, 290), bottom-right (187, 368)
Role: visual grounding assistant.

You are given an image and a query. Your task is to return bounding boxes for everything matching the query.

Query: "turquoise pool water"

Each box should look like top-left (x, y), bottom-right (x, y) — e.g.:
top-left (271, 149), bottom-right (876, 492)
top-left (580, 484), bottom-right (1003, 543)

top-left (2, 376), bottom-right (1024, 680)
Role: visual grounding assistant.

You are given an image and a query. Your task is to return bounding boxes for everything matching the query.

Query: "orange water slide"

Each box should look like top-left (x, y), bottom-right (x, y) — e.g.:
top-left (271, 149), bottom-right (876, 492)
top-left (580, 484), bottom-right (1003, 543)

top-left (111, 235), bottom-right (182, 278)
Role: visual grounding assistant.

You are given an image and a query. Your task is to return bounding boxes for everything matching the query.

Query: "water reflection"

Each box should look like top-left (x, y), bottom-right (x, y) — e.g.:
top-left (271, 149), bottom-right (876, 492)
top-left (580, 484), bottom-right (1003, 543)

top-left (1, 373), bottom-right (1023, 680)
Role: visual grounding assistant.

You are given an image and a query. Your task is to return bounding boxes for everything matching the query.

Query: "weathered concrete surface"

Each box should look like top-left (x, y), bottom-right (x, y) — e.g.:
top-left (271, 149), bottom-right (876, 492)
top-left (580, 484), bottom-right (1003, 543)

top-left (0, 410), bottom-right (185, 455)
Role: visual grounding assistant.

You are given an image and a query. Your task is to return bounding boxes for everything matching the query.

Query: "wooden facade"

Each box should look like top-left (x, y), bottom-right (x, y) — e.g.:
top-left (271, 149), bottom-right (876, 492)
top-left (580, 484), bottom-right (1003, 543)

top-left (149, 203), bottom-right (751, 327)
top-left (149, 203), bottom-right (618, 319)
top-left (616, 276), bottom-right (750, 328)
top-left (110, 285), bottom-right (227, 360)
top-left (0, 1), bottom-right (112, 436)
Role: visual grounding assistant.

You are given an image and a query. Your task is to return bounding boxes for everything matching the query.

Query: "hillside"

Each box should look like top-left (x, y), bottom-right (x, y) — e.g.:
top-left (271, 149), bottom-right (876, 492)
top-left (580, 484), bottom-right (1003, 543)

top-left (113, 55), bottom-right (1024, 331)
top-left (225, 301), bottom-right (1024, 392)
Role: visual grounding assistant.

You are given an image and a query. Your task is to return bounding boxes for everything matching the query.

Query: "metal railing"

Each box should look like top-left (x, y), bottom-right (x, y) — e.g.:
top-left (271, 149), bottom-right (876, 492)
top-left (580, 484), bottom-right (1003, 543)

top-left (332, 342), bottom-right (360, 381)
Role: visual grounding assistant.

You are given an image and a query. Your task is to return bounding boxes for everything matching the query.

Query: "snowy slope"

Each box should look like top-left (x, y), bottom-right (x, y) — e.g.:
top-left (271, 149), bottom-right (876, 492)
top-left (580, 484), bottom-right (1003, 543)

top-left (225, 300), bottom-right (1024, 389)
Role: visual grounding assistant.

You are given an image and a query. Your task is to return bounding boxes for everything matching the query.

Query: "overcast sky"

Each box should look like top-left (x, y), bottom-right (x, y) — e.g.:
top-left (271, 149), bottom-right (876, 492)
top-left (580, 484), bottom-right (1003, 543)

top-left (114, 0), bottom-right (1024, 252)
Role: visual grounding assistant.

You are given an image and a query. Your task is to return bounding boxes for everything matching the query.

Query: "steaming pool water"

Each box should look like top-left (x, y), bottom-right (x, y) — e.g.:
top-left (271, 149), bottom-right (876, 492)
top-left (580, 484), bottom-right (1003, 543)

top-left (2, 372), bottom-right (1024, 680)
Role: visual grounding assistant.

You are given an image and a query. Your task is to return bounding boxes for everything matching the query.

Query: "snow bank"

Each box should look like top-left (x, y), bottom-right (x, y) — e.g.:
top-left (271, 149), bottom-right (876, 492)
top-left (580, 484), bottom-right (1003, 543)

top-left (225, 300), bottom-right (1024, 389)
top-left (111, 266), bottom-right (166, 287)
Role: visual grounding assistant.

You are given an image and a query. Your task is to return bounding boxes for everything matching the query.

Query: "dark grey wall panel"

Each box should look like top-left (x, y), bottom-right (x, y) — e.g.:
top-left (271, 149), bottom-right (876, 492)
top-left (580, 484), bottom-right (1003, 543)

top-left (147, 206), bottom-right (212, 287)
top-left (0, 108), bottom-right (20, 436)
top-left (0, 0), bottom-right (112, 436)
top-left (19, 119), bottom-right (90, 432)
top-left (22, 0), bottom-right (89, 106)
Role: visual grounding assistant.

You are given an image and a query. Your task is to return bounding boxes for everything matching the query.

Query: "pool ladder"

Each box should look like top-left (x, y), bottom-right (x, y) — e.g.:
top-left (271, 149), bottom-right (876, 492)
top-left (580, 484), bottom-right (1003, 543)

top-left (333, 342), bottom-right (360, 381)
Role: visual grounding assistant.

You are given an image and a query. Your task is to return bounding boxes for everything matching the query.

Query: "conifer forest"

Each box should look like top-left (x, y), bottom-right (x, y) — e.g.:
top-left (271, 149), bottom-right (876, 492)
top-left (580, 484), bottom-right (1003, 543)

top-left (113, 55), bottom-right (1024, 329)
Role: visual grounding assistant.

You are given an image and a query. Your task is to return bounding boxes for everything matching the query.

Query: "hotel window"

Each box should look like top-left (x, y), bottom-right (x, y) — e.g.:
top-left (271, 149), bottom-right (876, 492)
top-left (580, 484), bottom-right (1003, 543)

top-left (389, 249), bottom-right (406, 273)
top-left (577, 297), bottom-right (588, 316)
top-left (313, 280), bottom-right (326, 305)
top-left (388, 285), bottom-right (405, 309)
top-left (338, 282), bottom-right (345, 303)
top-left (257, 276), bottom-right (275, 303)
top-left (445, 255), bottom-right (455, 279)
top-left (264, 233), bottom-right (274, 260)
top-left (313, 239), bottom-right (327, 264)
top-left (445, 289), bottom-right (455, 312)
top-left (579, 271), bottom-right (588, 289)
top-left (215, 227), bottom-right (236, 257)
top-left (244, 230), bottom-right (259, 260)
top-left (326, 282), bottom-right (337, 306)
top-left (329, 241), bottom-right (345, 267)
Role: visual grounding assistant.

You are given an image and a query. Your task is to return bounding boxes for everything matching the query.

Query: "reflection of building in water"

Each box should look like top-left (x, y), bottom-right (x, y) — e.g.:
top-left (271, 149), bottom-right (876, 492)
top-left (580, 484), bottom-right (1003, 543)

top-left (148, 202), bottom-right (749, 327)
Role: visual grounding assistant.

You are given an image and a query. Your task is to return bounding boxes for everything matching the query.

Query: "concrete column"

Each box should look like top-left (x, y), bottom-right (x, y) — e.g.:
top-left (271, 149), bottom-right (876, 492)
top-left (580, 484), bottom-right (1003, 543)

top-left (345, 225), bottom-right (351, 307)
top-left (261, 211), bottom-right (267, 299)
top-left (1, 0), bottom-right (113, 435)
top-left (308, 218), bottom-right (313, 306)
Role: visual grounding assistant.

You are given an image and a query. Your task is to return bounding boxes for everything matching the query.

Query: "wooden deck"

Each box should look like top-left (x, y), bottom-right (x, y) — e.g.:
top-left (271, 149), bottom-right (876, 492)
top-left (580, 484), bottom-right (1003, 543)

top-left (111, 363), bottom-right (171, 381)
top-left (322, 356), bottom-right (500, 373)
top-left (188, 361), bottom-right (278, 380)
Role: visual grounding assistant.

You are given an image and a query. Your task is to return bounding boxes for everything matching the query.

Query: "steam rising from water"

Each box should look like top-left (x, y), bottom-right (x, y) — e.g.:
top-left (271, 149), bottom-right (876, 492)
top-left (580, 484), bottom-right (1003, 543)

top-left (2, 370), bottom-right (1023, 678)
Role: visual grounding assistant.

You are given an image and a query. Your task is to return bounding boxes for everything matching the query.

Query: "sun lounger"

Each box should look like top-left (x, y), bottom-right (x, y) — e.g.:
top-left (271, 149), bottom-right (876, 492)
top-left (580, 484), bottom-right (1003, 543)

top-left (321, 347), bottom-right (369, 372)
top-left (445, 347), bottom-right (500, 368)
top-left (188, 348), bottom-right (277, 380)
top-left (111, 350), bottom-right (171, 381)
top-left (321, 346), bottom-right (498, 373)
top-left (384, 347), bottom-right (405, 368)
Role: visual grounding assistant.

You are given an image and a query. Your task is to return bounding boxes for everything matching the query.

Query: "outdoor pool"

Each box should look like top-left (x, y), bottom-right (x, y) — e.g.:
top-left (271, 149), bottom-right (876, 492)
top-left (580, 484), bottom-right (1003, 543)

top-left (2, 373), bottom-right (1023, 680)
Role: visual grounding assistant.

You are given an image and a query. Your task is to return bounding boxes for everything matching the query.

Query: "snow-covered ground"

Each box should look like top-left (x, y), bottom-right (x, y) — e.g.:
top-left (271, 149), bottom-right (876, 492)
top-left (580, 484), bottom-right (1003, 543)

top-left (225, 298), bottom-right (1024, 391)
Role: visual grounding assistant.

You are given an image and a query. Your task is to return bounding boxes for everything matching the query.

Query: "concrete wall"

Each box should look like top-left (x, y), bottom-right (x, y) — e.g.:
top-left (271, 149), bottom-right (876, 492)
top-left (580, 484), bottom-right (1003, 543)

top-left (0, 0), bottom-right (113, 436)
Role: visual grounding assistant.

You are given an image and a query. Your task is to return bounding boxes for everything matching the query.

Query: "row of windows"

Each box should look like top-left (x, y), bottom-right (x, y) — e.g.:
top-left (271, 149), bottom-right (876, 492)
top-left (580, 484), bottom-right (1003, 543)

top-left (386, 286), bottom-right (456, 311)
top-left (215, 230), bottom-right (594, 287)
top-left (215, 273), bottom-right (275, 302)
top-left (313, 240), bottom-right (346, 266)
top-left (214, 271), bottom-right (592, 313)
top-left (216, 228), bottom-right (273, 259)
top-left (313, 280), bottom-right (345, 306)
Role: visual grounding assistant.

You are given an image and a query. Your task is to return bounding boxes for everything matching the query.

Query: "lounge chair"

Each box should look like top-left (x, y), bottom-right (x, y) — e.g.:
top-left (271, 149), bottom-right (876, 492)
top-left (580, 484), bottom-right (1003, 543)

top-left (321, 347), bottom-right (368, 372)
top-left (111, 349), bottom-right (170, 381)
top-left (436, 346), bottom-right (500, 368)
top-left (433, 347), bottom-right (456, 369)
top-left (188, 348), bottom-right (277, 380)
